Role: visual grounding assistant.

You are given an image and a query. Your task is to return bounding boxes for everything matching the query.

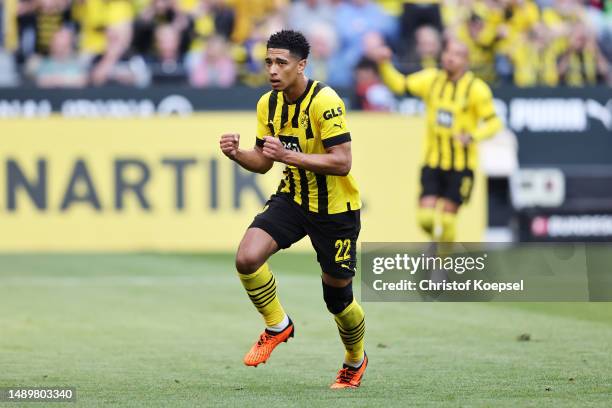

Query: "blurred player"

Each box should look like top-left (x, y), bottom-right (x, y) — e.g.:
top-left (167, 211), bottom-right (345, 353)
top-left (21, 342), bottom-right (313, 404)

top-left (370, 38), bottom-right (502, 243)
top-left (219, 30), bottom-right (366, 389)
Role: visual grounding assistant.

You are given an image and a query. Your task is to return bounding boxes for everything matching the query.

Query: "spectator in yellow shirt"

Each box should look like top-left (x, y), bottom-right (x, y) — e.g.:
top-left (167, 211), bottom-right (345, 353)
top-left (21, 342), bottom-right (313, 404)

top-left (227, 0), bottom-right (287, 43)
top-left (454, 10), bottom-right (497, 83)
top-left (552, 22), bottom-right (609, 86)
top-left (73, 0), bottom-right (135, 85)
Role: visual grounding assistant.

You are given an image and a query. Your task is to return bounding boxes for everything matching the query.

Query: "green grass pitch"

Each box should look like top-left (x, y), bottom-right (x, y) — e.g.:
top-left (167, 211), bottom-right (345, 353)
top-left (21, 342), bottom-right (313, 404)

top-left (1, 253), bottom-right (611, 407)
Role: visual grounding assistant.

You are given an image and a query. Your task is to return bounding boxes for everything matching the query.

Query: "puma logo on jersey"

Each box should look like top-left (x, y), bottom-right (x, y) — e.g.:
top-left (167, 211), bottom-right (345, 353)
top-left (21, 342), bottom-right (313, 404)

top-left (323, 107), bottom-right (343, 120)
top-left (333, 123), bottom-right (343, 129)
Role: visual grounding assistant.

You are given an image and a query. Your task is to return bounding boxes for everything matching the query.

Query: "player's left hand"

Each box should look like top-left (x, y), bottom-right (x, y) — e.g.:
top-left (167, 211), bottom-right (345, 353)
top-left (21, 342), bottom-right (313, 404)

top-left (262, 136), bottom-right (288, 162)
top-left (455, 133), bottom-right (473, 146)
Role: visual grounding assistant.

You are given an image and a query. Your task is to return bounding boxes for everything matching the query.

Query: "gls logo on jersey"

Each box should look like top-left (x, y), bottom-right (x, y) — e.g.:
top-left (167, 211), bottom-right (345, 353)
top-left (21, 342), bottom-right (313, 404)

top-left (323, 107), bottom-right (343, 120)
top-left (436, 109), bottom-right (454, 128)
top-left (279, 135), bottom-right (302, 152)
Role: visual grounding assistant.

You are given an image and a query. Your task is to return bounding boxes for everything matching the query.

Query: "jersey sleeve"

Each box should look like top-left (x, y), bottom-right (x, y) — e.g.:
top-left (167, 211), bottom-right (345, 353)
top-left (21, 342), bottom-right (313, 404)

top-left (470, 79), bottom-right (503, 141)
top-left (405, 68), bottom-right (439, 99)
top-left (312, 88), bottom-right (351, 149)
top-left (255, 93), bottom-right (270, 147)
top-left (378, 61), bottom-right (409, 95)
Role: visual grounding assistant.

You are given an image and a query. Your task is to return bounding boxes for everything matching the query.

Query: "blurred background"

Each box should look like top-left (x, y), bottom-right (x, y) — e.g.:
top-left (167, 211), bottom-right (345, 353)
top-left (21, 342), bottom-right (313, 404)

top-left (2, 3), bottom-right (612, 403)
top-left (2, 0), bottom-right (612, 89)
top-left (1, 0), bottom-right (612, 250)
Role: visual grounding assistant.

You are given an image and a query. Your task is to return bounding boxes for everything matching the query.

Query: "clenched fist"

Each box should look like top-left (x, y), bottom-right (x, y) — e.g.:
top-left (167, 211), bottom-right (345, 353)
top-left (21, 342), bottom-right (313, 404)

top-left (366, 45), bottom-right (392, 64)
top-left (262, 136), bottom-right (288, 162)
top-left (219, 133), bottom-right (240, 160)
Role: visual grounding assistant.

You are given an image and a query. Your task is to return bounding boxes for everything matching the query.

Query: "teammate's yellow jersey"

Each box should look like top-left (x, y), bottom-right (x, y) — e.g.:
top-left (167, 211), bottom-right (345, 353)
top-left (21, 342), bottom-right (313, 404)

top-left (380, 63), bottom-right (502, 171)
top-left (255, 80), bottom-right (361, 215)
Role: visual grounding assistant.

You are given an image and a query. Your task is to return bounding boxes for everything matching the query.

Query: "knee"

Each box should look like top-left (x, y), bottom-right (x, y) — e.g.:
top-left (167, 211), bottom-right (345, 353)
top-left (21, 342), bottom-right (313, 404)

top-left (322, 281), bottom-right (353, 314)
top-left (235, 248), bottom-right (264, 275)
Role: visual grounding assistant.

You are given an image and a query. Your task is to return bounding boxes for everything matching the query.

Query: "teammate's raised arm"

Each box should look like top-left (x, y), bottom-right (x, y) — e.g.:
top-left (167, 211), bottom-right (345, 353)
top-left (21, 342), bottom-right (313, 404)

top-left (368, 45), bottom-right (407, 95)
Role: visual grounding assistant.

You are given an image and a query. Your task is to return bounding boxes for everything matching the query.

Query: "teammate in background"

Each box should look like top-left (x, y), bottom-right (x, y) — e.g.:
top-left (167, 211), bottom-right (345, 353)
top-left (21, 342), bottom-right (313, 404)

top-left (219, 30), bottom-right (367, 389)
top-left (369, 38), bottom-right (503, 243)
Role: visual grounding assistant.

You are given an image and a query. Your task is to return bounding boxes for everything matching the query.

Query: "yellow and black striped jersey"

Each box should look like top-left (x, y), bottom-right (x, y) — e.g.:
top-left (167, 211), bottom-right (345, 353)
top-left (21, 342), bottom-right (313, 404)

top-left (380, 63), bottom-right (502, 171)
top-left (255, 80), bottom-right (361, 215)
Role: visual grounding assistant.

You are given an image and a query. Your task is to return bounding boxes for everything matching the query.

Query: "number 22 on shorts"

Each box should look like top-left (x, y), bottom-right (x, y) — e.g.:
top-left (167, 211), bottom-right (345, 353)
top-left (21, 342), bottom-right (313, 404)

top-left (334, 239), bottom-right (351, 263)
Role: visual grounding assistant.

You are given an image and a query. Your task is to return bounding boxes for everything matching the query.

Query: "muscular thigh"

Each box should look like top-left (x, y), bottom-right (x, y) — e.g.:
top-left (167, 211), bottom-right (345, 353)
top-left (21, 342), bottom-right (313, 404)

top-left (249, 194), bottom-right (307, 249)
top-left (306, 210), bottom-right (361, 280)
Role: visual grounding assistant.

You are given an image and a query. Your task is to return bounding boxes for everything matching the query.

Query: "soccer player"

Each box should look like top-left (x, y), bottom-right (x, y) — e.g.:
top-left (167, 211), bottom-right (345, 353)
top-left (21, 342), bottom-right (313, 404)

top-left (219, 30), bottom-right (367, 389)
top-left (369, 38), bottom-right (503, 243)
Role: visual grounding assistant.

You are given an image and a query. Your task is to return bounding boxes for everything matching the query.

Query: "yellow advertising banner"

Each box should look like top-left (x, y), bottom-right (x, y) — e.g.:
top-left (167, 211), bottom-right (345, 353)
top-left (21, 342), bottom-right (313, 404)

top-left (0, 113), bottom-right (485, 251)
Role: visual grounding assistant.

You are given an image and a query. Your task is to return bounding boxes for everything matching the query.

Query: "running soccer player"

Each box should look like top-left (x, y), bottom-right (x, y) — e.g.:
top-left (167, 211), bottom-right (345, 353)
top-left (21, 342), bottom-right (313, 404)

top-left (370, 38), bottom-right (502, 243)
top-left (219, 30), bottom-right (366, 389)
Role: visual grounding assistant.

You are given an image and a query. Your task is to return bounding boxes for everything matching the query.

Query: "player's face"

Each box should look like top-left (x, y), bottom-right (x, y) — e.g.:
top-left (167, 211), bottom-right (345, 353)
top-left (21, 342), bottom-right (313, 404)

top-left (265, 48), bottom-right (306, 91)
top-left (441, 40), bottom-right (469, 76)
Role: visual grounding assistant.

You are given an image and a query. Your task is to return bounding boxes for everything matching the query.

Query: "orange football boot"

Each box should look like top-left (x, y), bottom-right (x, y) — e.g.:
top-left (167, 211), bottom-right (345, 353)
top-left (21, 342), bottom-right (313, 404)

top-left (330, 353), bottom-right (368, 389)
top-left (243, 319), bottom-right (294, 367)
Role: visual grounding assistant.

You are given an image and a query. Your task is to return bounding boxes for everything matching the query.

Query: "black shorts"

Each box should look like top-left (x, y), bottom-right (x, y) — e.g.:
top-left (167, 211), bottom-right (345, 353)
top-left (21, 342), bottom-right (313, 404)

top-left (420, 166), bottom-right (474, 205)
top-left (249, 194), bottom-right (361, 279)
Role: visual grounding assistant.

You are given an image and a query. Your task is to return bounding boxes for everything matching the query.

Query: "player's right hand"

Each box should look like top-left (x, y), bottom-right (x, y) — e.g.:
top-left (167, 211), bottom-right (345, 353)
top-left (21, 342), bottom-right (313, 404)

top-left (367, 45), bottom-right (392, 63)
top-left (220, 133), bottom-right (240, 160)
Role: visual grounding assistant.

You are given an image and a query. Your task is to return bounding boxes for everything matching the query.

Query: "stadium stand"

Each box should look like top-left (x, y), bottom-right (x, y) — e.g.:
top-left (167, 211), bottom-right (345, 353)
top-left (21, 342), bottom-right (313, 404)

top-left (0, 0), bottom-right (610, 90)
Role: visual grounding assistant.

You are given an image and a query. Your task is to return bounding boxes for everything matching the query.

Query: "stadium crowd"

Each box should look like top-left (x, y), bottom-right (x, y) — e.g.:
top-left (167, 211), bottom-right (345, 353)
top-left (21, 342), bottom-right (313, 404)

top-left (0, 0), bottom-right (610, 91)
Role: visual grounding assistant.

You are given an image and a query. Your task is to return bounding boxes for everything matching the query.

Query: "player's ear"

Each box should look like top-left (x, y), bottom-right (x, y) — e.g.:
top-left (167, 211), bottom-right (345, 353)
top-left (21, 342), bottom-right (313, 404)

top-left (297, 59), bottom-right (307, 74)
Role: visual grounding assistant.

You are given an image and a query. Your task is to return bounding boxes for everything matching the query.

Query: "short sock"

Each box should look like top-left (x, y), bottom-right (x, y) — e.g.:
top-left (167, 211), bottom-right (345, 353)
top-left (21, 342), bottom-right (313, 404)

top-left (266, 313), bottom-right (289, 333)
top-left (344, 356), bottom-right (364, 368)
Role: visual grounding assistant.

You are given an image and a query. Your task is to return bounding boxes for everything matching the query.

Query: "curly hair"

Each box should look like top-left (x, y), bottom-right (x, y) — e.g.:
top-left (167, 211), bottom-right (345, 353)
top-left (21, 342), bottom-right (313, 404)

top-left (267, 30), bottom-right (310, 60)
